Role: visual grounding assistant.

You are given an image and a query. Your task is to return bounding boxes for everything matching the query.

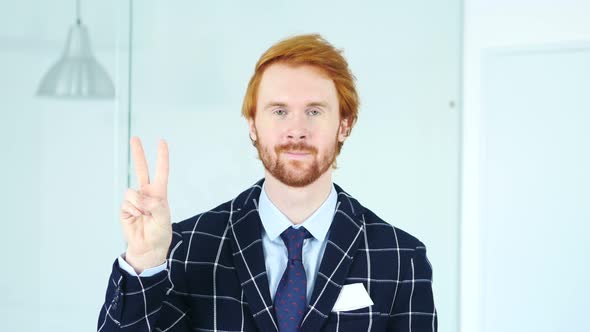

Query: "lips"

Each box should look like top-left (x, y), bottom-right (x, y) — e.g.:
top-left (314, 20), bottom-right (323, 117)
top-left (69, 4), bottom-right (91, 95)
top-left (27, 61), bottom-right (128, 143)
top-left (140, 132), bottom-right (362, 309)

top-left (278, 145), bottom-right (315, 157)
top-left (283, 151), bottom-right (312, 159)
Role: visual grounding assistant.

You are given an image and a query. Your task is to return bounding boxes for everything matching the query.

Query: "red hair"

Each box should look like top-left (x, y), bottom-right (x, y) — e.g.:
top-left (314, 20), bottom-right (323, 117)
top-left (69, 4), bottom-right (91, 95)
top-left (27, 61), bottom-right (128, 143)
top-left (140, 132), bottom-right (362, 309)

top-left (241, 34), bottom-right (359, 155)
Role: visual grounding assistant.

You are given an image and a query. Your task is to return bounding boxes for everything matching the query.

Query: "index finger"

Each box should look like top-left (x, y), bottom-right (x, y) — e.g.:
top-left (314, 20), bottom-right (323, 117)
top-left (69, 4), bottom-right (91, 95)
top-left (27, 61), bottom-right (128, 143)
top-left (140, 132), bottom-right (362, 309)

top-left (153, 138), bottom-right (169, 195)
top-left (130, 136), bottom-right (150, 187)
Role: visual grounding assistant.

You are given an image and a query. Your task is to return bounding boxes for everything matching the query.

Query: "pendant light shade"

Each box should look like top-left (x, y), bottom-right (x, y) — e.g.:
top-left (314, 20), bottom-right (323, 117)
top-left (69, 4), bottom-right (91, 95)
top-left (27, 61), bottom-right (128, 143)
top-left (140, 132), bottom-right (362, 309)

top-left (37, 15), bottom-right (115, 99)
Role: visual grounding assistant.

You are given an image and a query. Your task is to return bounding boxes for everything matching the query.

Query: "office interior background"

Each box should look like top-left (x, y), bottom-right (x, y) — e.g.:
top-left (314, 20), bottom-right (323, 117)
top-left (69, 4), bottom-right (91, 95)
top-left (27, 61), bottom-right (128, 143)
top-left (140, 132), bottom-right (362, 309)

top-left (1, 0), bottom-right (588, 331)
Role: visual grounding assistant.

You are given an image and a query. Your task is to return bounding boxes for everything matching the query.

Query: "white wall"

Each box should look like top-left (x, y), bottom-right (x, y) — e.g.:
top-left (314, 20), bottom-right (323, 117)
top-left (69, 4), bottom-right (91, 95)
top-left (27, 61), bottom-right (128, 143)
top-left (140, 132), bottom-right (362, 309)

top-left (1, 51), bottom-right (42, 332)
top-left (461, 1), bottom-right (590, 331)
top-left (129, 1), bottom-right (461, 331)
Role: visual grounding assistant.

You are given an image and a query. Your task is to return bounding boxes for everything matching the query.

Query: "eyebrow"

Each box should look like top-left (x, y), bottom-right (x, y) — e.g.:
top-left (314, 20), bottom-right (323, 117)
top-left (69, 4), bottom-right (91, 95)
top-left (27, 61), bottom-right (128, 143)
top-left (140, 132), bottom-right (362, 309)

top-left (263, 101), bottom-right (330, 110)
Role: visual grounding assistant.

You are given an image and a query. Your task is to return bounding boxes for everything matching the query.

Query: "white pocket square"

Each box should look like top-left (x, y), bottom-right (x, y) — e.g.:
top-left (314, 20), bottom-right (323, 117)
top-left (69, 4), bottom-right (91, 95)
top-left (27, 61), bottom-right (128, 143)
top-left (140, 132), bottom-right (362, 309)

top-left (331, 283), bottom-right (374, 312)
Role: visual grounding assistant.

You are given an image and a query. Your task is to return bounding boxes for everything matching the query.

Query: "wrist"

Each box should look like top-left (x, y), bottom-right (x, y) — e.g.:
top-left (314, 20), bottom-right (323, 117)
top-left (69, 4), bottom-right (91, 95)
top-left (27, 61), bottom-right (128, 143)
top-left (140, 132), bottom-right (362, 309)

top-left (124, 250), bottom-right (167, 274)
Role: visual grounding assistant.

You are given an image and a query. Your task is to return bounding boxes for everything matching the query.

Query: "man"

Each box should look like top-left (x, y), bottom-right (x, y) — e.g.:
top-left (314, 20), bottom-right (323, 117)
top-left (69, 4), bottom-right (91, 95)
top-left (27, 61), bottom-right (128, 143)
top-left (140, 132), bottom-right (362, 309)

top-left (98, 34), bottom-right (437, 332)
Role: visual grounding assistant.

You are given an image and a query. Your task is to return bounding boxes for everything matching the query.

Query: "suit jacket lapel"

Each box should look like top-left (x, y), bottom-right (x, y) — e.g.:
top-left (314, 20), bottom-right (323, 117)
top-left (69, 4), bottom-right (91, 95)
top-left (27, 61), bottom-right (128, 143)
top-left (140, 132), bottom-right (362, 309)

top-left (227, 179), bottom-right (366, 332)
top-left (228, 179), bottom-right (279, 332)
top-left (300, 184), bottom-right (366, 332)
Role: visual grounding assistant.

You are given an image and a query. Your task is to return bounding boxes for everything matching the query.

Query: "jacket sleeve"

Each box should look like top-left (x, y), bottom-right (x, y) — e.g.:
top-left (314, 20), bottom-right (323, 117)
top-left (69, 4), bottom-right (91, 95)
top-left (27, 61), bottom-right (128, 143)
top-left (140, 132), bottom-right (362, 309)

top-left (386, 243), bottom-right (438, 332)
top-left (97, 222), bottom-right (192, 331)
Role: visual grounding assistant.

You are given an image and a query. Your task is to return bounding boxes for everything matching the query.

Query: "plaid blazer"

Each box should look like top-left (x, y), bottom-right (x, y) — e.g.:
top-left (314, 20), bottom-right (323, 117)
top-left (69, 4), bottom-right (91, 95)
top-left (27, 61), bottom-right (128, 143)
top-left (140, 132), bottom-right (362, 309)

top-left (98, 178), bottom-right (437, 331)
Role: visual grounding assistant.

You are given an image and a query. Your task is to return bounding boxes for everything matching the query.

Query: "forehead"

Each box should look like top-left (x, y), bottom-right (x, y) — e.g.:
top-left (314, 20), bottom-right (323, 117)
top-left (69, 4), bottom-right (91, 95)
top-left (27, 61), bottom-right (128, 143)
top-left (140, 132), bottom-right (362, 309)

top-left (257, 63), bottom-right (338, 105)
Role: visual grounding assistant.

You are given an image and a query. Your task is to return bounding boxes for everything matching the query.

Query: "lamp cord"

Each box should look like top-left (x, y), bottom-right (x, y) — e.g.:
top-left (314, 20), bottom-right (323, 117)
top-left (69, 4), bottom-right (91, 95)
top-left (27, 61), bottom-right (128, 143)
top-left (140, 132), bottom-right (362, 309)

top-left (76, 0), bottom-right (81, 24)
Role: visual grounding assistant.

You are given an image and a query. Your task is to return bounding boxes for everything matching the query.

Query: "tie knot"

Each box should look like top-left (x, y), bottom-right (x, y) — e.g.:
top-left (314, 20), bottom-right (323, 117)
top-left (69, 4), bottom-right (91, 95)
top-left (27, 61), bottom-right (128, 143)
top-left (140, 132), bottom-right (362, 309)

top-left (280, 226), bottom-right (312, 261)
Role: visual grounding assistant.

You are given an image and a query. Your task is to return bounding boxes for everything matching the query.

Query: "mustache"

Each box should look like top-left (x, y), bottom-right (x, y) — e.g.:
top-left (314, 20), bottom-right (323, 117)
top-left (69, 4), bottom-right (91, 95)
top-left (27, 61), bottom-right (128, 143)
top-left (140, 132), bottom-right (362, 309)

top-left (275, 142), bottom-right (317, 154)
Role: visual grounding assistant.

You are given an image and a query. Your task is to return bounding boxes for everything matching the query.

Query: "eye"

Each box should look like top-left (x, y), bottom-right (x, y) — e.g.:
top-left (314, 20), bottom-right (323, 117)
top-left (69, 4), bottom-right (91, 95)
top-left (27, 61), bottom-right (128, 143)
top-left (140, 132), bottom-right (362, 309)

top-left (273, 109), bottom-right (287, 116)
top-left (307, 109), bottom-right (321, 116)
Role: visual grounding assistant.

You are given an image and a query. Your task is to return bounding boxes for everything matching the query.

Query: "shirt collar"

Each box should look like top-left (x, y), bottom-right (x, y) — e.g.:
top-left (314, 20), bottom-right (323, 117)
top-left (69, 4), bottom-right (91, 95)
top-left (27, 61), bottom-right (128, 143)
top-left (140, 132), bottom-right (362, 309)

top-left (258, 181), bottom-right (337, 243)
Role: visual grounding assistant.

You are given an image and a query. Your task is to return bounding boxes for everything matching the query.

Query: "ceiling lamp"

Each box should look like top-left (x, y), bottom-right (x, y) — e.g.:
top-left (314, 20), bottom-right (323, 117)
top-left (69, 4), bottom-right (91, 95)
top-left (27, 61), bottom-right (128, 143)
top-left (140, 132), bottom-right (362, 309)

top-left (37, 0), bottom-right (115, 99)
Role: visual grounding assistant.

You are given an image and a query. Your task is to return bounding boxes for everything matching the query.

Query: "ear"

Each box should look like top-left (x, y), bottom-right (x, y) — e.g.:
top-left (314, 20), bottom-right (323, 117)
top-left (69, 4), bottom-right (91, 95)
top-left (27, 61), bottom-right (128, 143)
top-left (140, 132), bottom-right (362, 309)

top-left (248, 118), bottom-right (258, 141)
top-left (337, 117), bottom-right (351, 143)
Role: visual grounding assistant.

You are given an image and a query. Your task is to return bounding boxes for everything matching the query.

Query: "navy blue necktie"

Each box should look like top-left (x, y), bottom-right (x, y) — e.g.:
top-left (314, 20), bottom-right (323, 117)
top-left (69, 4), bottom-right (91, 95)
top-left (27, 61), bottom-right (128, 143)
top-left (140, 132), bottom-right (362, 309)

top-left (274, 226), bottom-right (312, 332)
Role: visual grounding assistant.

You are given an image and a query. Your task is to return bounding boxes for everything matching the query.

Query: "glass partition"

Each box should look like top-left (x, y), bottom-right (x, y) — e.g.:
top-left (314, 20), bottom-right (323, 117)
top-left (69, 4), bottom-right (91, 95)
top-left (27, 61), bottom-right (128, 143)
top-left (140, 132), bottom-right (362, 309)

top-left (0, 0), bottom-right (126, 330)
top-left (127, 1), bottom-right (462, 332)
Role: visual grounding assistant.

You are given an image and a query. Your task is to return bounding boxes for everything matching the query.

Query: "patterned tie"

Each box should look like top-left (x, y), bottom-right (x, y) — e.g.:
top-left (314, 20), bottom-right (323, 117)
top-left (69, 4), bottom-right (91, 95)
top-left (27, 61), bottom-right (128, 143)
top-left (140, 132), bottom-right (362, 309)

top-left (274, 226), bottom-right (313, 332)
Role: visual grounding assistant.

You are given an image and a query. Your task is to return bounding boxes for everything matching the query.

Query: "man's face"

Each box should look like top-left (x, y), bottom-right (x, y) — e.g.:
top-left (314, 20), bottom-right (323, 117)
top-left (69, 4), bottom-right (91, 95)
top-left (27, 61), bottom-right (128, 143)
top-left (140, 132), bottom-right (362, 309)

top-left (248, 63), bottom-right (350, 188)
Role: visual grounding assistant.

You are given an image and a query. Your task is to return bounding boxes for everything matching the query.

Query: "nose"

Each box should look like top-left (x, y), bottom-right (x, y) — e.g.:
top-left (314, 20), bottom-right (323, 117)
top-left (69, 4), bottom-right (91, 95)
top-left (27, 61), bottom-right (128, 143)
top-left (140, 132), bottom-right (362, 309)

top-left (286, 113), bottom-right (309, 142)
top-left (287, 132), bottom-right (307, 142)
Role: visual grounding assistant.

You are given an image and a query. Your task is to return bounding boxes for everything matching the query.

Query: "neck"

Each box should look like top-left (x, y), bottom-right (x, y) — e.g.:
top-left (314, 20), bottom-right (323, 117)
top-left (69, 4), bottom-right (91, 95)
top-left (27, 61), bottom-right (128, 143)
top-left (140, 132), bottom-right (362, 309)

top-left (263, 170), bottom-right (333, 225)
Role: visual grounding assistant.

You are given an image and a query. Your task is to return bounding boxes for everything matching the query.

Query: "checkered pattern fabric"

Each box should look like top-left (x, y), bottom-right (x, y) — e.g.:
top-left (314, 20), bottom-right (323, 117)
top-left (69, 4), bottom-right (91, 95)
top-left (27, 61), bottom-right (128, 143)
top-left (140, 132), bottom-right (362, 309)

top-left (97, 178), bottom-right (437, 331)
top-left (274, 227), bottom-right (313, 331)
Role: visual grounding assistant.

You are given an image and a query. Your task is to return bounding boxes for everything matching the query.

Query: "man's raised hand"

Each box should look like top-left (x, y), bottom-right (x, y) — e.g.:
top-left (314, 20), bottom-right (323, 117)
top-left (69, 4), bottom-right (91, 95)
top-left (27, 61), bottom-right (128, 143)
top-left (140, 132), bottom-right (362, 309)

top-left (119, 136), bottom-right (172, 274)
